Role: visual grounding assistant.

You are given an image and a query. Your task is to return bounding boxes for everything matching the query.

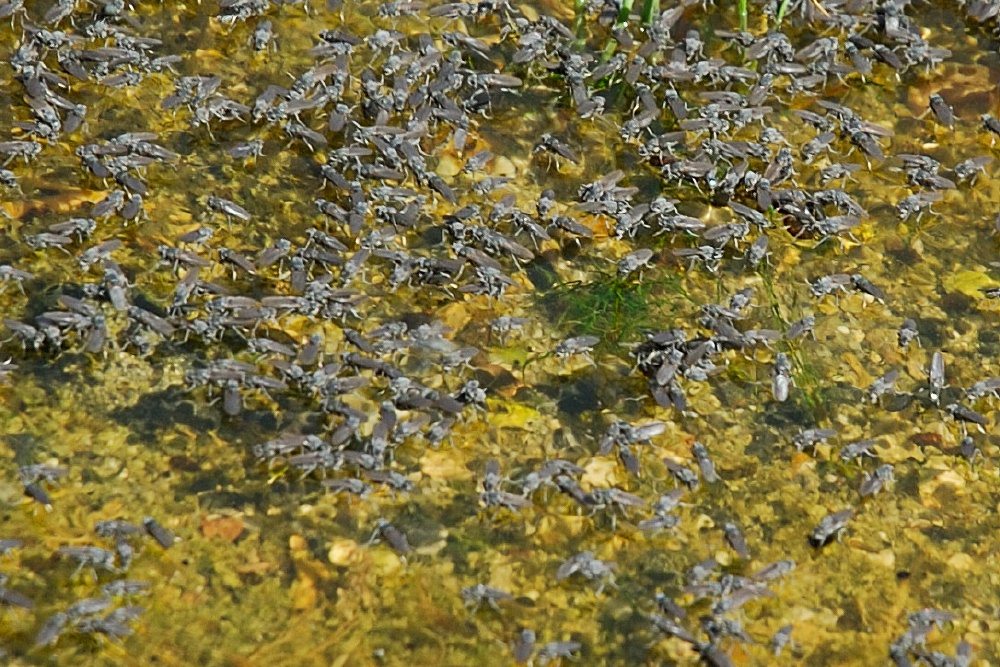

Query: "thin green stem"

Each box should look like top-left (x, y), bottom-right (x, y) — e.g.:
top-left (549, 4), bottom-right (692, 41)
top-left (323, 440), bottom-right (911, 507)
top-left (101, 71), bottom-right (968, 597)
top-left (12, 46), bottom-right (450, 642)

top-left (640, 0), bottom-right (659, 25)
top-left (573, 0), bottom-right (586, 35)
top-left (601, 38), bottom-right (619, 63)
top-left (776, 0), bottom-right (791, 24)
top-left (617, 0), bottom-right (635, 25)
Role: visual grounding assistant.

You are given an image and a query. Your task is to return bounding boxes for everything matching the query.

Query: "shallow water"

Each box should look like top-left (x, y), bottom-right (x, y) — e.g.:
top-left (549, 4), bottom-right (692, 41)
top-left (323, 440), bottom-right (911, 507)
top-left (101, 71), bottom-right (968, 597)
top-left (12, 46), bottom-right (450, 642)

top-left (2, 0), bottom-right (1000, 664)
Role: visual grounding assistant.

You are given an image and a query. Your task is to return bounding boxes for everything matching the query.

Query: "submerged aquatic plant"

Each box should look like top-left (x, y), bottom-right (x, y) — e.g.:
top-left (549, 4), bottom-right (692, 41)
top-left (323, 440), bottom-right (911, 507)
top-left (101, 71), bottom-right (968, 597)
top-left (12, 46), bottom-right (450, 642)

top-left (540, 270), bottom-right (686, 346)
top-left (615, 0), bottom-right (660, 26)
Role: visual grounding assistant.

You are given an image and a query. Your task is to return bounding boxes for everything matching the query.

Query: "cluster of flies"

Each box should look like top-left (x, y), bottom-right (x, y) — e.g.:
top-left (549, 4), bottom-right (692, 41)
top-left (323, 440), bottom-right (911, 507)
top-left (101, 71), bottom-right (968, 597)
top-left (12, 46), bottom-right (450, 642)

top-left (3, 464), bottom-right (173, 650)
top-left (0, 0), bottom-right (997, 661)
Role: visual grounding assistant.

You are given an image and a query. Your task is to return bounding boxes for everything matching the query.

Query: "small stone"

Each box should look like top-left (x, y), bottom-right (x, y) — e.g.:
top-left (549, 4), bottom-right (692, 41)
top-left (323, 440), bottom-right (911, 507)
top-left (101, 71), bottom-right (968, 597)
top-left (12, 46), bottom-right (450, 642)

top-left (201, 515), bottom-right (245, 542)
top-left (328, 539), bottom-right (364, 567)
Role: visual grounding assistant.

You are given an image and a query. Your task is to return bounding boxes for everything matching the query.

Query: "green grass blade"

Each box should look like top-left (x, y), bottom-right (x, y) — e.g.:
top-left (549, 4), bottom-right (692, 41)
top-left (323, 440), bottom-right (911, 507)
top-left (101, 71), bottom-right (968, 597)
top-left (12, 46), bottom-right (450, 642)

top-left (617, 0), bottom-right (635, 25)
top-left (776, 0), bottom-right (791, 24)
top-left (641, 0), bottom-right (659, 25)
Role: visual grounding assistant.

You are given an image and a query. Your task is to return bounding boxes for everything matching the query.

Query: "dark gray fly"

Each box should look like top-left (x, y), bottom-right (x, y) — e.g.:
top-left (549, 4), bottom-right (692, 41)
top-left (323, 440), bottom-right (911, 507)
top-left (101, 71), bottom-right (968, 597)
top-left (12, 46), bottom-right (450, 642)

top-left (927, 93), bottom-right (954, 128)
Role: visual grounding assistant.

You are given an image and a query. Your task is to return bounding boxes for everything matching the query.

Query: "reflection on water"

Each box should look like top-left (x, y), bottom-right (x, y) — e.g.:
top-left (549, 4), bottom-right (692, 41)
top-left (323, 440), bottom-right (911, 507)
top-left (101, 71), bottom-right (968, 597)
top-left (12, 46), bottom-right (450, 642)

top-left (2, 0), bottom-right (1000, 663)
